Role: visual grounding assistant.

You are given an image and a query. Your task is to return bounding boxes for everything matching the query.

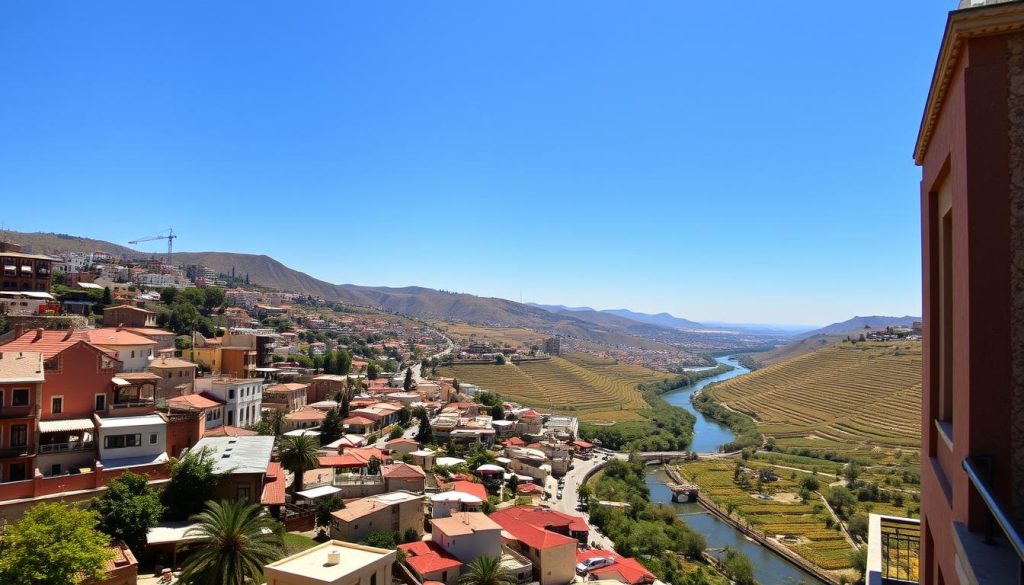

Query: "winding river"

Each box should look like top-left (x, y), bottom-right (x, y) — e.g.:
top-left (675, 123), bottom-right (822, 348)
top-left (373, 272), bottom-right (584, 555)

top-left (650, 357), bottom-right (824, 584)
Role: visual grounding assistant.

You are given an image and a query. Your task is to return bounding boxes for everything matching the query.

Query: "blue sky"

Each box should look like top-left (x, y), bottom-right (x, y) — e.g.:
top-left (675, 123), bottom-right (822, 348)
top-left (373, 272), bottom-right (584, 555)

top-left (0, 2), bottom-right (949, 325)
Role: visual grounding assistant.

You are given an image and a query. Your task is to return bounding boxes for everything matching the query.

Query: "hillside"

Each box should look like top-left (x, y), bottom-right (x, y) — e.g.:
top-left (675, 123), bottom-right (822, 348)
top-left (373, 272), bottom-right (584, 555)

top-left (745, 334), bottom-right (847, 367)
top-left (707, 340), bottom-right (922, 462)
top-left (530, 303), bottom-right (704, 330)
top-left (2, 230), bottom-right (782, 356)
top-left (2, 231), bottom-right (138, 258)
top-left (799, 315), bottom-right (920, 338)
top-left (437, 353), bottom-right (670, 422)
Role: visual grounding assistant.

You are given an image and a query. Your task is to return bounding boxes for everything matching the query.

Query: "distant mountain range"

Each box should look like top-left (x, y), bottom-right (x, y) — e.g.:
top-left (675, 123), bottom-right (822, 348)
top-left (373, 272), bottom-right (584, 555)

top-left (799, 315), bottom-right (921, 338)
top-left (528, 304), bottom-right (704, 330)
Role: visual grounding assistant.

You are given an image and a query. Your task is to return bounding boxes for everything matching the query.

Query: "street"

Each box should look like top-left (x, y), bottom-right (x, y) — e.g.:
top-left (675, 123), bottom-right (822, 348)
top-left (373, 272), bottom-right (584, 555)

top-left (545, 451), bottom-right (627, 551)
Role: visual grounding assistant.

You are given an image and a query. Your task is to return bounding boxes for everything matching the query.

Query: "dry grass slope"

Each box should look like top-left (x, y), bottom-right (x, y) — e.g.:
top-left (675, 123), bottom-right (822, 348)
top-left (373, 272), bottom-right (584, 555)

top-left (437, 353), bottom-right (669, 421)
top-left (709, 341), bottom-right (921, 461)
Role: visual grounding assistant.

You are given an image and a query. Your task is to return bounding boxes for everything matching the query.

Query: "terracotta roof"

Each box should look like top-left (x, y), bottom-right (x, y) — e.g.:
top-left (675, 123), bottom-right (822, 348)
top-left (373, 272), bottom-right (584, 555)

top-left (343, 416), bottom-right (375, 425)
top-left (167, 394), bottom-right (224, 410)
top-left (0, 330), bottom-right (118, 360)
top-left (573, 440), bottom-right (595, 449)
top-left (385, 437), bottom-right (420, 446)
top-left (284, 408), bottom-right (326, 421)
top-left (331, 492), bottom-right (422, 523)
top-left (445, 480), bottom-right (487, 501)
top-left (0, 350), bottom-right (44, 383)
top-left (489, 506), bottom-right (587, 550)
top-left (123, 327), bottom-right (175, 336)
top-left (433, 512), bottom-right (502, 537)
top-left (576, 550), bottom-right (655, 585)
top-left (104, 304), bottom-right (155, 314)
top-left (397, 541), bottom-right (463, 575)
top-left (203, 425), bottom-right (258, 437)
top-left (261, 461), bottom-right (286, 506)
top-left (381, 462), bottom-right (426, 479)
top-left (81, 328), bottom-right (156, 347)
top-left (149, 357), bottom-right (199, 369)
top-left (503, 437), bottom-right (526, 447)
top-left (266, 382), bottom-right (309, 393)
top-left (516, 483), bottom-right (543, 494)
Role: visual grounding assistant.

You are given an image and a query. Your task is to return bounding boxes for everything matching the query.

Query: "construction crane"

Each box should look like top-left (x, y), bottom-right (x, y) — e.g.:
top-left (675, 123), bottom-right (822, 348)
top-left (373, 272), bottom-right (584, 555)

top-left (129, 228), bottom-right (178, 265)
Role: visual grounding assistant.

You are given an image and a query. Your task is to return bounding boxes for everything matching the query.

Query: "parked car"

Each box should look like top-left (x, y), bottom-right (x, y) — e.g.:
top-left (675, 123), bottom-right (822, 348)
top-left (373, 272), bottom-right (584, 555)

top-left (576, 557), bottom-right (615, 574)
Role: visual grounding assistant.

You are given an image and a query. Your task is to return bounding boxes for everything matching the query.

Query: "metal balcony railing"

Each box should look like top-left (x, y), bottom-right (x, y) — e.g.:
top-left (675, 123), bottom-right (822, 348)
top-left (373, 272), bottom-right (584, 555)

top-left (110, 400), bottom-right (154, 410)
top-left (963, 455), bottom-right (1024, 583)
top-left (39, 441), bottom-right (94, 454)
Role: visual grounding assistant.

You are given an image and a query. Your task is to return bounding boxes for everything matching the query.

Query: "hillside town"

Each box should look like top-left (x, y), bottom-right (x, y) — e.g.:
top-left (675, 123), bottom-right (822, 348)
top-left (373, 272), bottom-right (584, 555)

top-left (0, 239), bottom-right (653, 585)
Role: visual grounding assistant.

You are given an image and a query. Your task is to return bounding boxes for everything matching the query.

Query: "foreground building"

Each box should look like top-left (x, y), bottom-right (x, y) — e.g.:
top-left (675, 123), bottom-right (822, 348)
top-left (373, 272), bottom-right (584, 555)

top-left (867, 1), bottom-right (1024, 583)
top-left (263, 540), bottom-right (395, 585)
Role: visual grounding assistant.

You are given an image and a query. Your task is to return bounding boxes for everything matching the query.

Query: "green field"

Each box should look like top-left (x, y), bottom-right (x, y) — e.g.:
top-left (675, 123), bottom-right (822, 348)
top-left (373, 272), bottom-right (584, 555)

top-left (709, 341), bottom-right (921, 463)
top-left (437, 353), bottom-right (669, 421)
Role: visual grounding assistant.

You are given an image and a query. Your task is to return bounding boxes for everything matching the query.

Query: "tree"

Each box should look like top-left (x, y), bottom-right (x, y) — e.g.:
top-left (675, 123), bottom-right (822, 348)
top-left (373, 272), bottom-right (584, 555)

top-left (367, 455), bottom-right (382, 475)
top-left (404, 367), bottom-right (414, 390)
top-left (826, 486), bottom-right (858, 519)
top-left (91, 471), bottom-right (164, 555)
top-left (720, 548), bottom-right (755, 585)
top-left (0, 502), bottom-right (114, 585)
top-left (850, 548), bottom-right (868, 583)
top-left (176, 500), bottom-right (284, 585)
top-left (402, 528), bottom-right (420, 544)
top-left (388, 426), bottom-right (404, 440)
top-left (398, 406), bottom-right (412, 426)
top-left (101, 286), bottom-right (113, 306)
top-left (202, 287), bottom-right (226, 310)
top-left (361, 530), bottom-right (398, 549)
top-left (315, 496), bottom-right (345, 531)
top-left (490, 403), bottom-right (504, 420)
top-left (367, 362), bottom-right (381, 380)
top-left (412, 406), bottom-right (432, 442)
top-left (494, 354), bottom-right (506, 365)
top-left (279, 434), bottom-right (321, 495)
top-left (577, 483), bottom-right (591, 506)
top-left (320, 408), bottom-right (343, 445)
top-left (847, 513), bottom-right (869, 542)
top-left (162, 447), bottom-right (221, 521)
top-left (459, 554), bottom-right (516, 585)
top-left (340, 390), bottom-right (351, 417)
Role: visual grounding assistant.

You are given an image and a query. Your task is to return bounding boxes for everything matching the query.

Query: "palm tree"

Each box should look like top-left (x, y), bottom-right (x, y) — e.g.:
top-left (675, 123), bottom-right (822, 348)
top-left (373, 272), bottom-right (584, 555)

top-left (459, 555), bottom-right (516, 585)
top-left (279, 434), bottom-right (320, 496)
top-left (176, 500), bottom-right (283, 585)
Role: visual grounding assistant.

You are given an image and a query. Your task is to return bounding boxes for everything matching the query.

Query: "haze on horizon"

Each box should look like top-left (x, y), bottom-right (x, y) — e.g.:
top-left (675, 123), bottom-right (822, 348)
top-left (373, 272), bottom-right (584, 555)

top-left (0, 2), bottom-right (943, 325)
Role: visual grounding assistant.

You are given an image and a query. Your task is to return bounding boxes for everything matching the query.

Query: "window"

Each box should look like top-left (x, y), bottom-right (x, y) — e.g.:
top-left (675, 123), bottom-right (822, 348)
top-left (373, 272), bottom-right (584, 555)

top-left (229, 389), bottom-right (235, 399)
top-left (51, 396), bottom-right (63, 415)
top-left (95, 394), bottom-right (106, 411)
top-left (150, 433), bottom-right (158, 445)
top-left (104, 434), bottom-right (142, 449)
top-left (237, 486), bottom-right (251, 501)
top-left (933, 174), bottom-right (954, 445)
top-left (10, 425), bottom-right (26, 448)
top-left (131, 350), bottom-right (136, 359)
top-left (9, 463), bottom-right (26, 481)
top-left (11, 389), bottom-right (28, 407)
top-left (50, 464), bottom-right (61, 476)
top-left (0, 390), bottom-right (4, 407)
top-left (228, 410), bottom-right (234, 426)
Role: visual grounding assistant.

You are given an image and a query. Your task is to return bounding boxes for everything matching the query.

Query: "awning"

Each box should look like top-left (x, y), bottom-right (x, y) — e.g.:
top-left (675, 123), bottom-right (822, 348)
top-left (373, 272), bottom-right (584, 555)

top-left (254, 367), bottom-right (280, 372)
top-left (296, 485), bottom-right (342, 499)
top-left (111, 377), bottom-right (130, 386)
top-left (39, 418), bottom-right (95, 433)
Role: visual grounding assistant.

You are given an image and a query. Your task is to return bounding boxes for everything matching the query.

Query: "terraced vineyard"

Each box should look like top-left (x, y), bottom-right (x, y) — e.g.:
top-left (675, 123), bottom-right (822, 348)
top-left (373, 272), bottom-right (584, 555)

top-left (436, 353), bottom-right (669, 421)
top-left (709, 341), bottom-right (921, 461)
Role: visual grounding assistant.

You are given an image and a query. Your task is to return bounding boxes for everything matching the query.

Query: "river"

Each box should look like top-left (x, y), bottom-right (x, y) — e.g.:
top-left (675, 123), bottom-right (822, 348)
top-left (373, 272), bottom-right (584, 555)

top-left (650, 356), bottom-right (824, 584)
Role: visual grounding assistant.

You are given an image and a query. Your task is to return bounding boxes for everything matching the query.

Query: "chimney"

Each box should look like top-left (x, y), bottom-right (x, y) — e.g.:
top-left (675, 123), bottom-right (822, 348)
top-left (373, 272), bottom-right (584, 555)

top-left (14, 324), bottom-right (26, 338)
top-left (33, 328), bottom-right (44, 341)
top-left (326, 550), bottom-right (341, 566)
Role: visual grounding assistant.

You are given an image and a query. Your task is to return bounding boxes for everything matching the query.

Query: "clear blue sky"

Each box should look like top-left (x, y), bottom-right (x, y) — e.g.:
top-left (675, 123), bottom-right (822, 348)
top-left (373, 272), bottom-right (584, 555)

top-left (0, 2), bottom-right (950, 326)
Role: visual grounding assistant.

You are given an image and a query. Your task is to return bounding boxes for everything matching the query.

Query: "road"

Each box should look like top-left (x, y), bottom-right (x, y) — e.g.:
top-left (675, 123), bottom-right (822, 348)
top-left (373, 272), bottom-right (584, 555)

top-left (546, 451), bottom-right (627, 551)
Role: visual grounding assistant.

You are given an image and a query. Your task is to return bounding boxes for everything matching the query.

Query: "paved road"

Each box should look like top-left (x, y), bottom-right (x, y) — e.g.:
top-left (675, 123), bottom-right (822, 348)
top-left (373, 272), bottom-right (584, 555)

top-left (546, 451), bottom-right (627, 551)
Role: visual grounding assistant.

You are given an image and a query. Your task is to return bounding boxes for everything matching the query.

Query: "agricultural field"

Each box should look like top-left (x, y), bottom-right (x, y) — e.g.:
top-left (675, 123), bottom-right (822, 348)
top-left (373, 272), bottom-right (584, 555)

top-left (708, 341), bottom-right (921, 463)
top-left (436, 352), bottom-right (670, 421)
top-left (431, 323), bottom-right (548, 347)
top-left (674, 458), bottom-right (917, 577)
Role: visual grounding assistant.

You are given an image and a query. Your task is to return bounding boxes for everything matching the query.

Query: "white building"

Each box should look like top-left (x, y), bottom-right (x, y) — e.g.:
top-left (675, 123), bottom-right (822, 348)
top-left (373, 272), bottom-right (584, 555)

top-left (431, 512), bottom-right (503, 563)
top-left (83, 329), bottom-right (157, 372)
top-left (263, 540), bottom-right (395, 585)
top-left (95, 413), bottom-right (168, 469)
top-left (195, 377), bottom-right (264, 428)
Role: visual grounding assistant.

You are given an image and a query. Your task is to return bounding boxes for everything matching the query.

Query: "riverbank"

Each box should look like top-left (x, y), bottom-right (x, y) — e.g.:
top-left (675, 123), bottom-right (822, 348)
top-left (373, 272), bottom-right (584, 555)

top-left (666, 465), bottom-right (839, 585)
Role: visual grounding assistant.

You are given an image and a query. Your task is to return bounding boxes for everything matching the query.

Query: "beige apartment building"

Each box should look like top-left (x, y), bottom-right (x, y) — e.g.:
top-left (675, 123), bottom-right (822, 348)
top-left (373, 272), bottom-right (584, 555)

top-left (329, 491), bottom-right (424, 543)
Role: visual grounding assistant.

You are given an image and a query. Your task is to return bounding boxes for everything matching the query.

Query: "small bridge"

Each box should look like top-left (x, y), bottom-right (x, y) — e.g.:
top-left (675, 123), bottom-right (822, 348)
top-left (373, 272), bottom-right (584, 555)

top-left (665, 481), bottom-right (700, 503)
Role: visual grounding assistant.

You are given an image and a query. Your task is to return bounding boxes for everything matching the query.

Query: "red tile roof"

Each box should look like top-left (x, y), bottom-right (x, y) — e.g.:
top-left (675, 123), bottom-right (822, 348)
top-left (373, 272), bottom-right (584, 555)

top-left (167, 393), bottom-right (224, 410)
top-left (382, 462), bottom-right (426, 479)
top-left (503, 437), bottom-right (526, 447)
top-left (516, 483), bottom-right (543, 494)
top-left (261, 462), bottom-right (287, 506)
top-left (0, 330), bottom-right (116, 360)
top-left (576, 550), bottom-right (655, 585)
top-left (82, 329), bottom-right (157, 347)
top-left (573, 440), bottom-right (595, 449)
top-left (343, 416), bottom-right (375, 425)
top-left (446, 480), bottom-right (487, 501)
top-left (490, 505), bottom-right (588, 551)
top-left (204, 425), bottom-right (258, 437)
top-left (397, 541), bottom-right (463, 575)
top-left (284, 407), bottom-right (326, 421)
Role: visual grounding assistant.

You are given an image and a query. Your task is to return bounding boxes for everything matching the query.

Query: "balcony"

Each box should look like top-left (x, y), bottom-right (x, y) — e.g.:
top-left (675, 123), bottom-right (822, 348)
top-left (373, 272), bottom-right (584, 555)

top-left (0, 445), bottom-right (32, 459)
top-left (38, 441), bottom-right (94, 454)
top-left (867, 514), bottom-right (920, 585)
top-left (0, 405), bottom-right (33, 420)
